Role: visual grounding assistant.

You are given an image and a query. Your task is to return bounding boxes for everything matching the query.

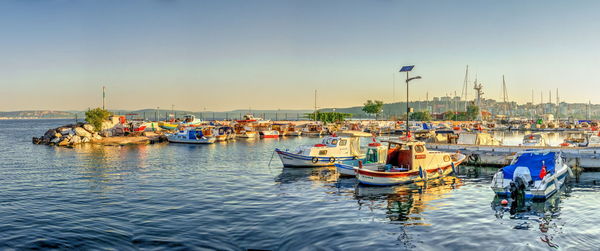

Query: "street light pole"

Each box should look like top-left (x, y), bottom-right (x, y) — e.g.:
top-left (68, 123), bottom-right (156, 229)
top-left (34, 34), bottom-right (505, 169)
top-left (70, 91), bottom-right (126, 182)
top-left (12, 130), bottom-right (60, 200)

top-left (400, 65), bottom-right (421, 140)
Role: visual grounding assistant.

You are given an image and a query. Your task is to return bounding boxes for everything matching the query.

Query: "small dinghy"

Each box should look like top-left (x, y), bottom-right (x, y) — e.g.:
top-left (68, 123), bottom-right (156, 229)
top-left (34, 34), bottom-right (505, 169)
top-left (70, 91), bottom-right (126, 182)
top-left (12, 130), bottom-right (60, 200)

top-left (491, 150), bottom-right (573, 200)
top-left (275, 135), bottom-right (362, 167)
top-left (167, 128), bottom-right (216, 144)
top-left (337, 140), bottom-right (466, 186)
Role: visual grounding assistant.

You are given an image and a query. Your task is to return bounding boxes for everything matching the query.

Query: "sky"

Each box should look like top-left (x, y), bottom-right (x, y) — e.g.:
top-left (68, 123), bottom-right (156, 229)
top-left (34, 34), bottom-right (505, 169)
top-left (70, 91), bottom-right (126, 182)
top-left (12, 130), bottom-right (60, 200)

top-left (1, 0), bottom-right (600, 112)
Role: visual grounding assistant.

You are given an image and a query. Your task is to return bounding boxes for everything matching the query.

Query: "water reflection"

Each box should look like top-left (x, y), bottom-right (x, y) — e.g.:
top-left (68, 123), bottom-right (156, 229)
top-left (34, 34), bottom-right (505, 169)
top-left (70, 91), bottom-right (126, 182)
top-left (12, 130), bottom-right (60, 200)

top-left (355, 177), bottom-right (463, 224)
top-left (275, 166), bottom-right (338, 184)
top-left (491, 184), bottom-right (571, 249)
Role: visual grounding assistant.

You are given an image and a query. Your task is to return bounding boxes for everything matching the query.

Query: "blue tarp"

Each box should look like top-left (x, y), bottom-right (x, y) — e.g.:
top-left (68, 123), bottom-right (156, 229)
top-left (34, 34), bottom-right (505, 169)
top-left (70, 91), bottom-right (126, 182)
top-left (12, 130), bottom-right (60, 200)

top-left (188, 130), bottom-right (203, 139)
top-left (502, 152), bottom-right (556, 181)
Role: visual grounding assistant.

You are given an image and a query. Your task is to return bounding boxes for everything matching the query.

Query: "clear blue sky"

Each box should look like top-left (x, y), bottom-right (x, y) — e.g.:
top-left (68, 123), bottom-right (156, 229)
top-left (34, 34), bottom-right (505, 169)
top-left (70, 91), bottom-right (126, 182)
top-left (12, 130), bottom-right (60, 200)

top-left (1, 0), bottom-right (600, 111)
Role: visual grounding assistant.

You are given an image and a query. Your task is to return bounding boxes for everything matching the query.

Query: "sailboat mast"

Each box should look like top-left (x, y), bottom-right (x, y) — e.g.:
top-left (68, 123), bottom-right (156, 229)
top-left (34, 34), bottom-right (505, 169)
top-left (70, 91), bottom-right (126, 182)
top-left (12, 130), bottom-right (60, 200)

top-left (462, 65), bottom-right (469, 111)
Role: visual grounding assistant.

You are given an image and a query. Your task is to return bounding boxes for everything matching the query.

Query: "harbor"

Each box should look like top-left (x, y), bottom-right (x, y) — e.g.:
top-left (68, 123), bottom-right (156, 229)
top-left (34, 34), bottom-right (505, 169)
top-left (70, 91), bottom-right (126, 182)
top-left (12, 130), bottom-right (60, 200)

top-left (4, 118), bottom-right (600, 249)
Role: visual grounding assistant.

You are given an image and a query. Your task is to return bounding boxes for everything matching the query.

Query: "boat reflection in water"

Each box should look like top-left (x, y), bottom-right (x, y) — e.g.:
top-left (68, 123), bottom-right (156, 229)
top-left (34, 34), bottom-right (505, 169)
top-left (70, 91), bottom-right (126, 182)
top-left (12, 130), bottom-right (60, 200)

top-left (274, 166), bottom-right (338, 185)
top-left (491, 184), bottom-right (571, 249)
top-left (354, 176), bottom-right (463, 224)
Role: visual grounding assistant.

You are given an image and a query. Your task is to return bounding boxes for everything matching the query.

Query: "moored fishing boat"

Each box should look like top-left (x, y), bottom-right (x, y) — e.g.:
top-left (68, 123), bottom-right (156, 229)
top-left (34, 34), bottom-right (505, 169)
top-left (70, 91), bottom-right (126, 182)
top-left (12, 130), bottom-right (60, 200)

top-left (302, 123), bottom-right (325, 136)
top-left (257, 122), bottom-right (279, 138)
top-left (167, 127), bottom-right (216, 144)
top-left (284, 123), bottom-right (302, 136)
top-left (521, 133), bottom-right (549, 147)
top-left (336, 141), bottom-right (387, 176)
top-left (342, 140), bottom-right (465, 186)
top-left (490, 150), bottom-right (572, 200)
top-left (275, 135), bottom-right (362, 167)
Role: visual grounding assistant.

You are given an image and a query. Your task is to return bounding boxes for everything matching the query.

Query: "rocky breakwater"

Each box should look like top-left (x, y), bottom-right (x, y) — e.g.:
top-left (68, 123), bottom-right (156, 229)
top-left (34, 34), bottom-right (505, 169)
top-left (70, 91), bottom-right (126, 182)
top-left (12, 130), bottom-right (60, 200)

top-left (33, 122), bottom-right (168, 147)
top-left (32, 123), bottom-right (103, 147)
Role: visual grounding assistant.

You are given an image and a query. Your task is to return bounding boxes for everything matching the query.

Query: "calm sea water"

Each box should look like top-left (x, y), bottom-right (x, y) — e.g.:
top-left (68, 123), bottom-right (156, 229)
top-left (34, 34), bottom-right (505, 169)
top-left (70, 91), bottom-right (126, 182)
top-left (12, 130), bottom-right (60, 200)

top-left (1, 119), bottom-right (600, 250)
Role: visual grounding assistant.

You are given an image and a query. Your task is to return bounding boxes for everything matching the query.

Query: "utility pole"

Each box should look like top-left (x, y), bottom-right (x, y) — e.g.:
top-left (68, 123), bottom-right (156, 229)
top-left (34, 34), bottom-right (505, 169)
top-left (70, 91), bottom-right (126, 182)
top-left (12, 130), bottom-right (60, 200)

top-left (313, 89), bottom-right (318, 121)
top-left (102, 86), bottom-right (106, 110)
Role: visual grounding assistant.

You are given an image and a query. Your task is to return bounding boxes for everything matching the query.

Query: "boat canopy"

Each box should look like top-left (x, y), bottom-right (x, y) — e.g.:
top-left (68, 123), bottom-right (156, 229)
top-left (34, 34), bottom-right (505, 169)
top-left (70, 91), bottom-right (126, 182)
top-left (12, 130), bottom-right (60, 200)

top-left (502, 152), bottom-right (556, 181)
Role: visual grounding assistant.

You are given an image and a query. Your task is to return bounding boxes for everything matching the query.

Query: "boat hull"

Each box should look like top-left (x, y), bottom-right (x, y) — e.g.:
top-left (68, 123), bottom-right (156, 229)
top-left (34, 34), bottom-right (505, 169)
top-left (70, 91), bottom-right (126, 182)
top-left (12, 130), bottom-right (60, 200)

top-left (167, 136), bottom-right (216, 144)
top-left (260, 130), bottom-right (280, 138)
top-left (237, 132), bottom-right (258, 138)
top-left (356, 164), bottom-right (456, 186)
top-left (275, 149), bottom-right (356, 167)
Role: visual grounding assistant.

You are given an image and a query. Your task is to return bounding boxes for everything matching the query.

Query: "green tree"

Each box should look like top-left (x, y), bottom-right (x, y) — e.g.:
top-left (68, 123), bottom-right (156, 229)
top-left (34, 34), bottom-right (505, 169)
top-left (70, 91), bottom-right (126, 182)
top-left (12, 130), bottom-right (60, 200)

top-left (362, 100), bottom-right (384, 119)
top-left (307, 111), bottom-right (352, 123)
top-left (466, 104), bottom-right (479, 120)
top-left (442, 111), bottom-right (457, 120)
top-left (85, 108), bottom-right (112, 132)
top-left (409, 111), bottom-right (432, 121)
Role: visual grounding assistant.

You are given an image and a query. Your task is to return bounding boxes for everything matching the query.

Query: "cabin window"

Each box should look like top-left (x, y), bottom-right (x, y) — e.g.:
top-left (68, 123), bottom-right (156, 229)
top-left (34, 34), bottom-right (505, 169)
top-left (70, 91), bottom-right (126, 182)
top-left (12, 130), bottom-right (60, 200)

top-left (319, 150), bottom-right (328, 155)
top-left (339, 139), bottom-right (347, 146)
top-left (331, 139), bottom-right (338, 145)
top-left (414, 145), bottom-right (425, 153)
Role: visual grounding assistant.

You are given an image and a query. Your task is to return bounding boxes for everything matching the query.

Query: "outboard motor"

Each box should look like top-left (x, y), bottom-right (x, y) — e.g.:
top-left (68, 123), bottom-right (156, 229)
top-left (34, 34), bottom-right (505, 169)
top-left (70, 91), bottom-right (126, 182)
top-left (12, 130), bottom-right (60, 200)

top-left (509, 176), bottom-right (527, 215)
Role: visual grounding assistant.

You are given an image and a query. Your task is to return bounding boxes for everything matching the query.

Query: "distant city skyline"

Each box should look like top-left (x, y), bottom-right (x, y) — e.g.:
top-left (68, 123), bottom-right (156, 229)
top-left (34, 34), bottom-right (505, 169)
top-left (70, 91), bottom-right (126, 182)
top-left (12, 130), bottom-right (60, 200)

top-left (2, 1), bottom-right (600, 112)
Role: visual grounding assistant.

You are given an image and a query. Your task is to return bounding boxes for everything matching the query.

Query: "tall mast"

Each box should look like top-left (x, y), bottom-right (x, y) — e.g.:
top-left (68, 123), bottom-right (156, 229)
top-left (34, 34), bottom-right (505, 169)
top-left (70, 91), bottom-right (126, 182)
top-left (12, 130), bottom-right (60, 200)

top-left (556, 88), bottom-right (559, 121)
top-left (461, 65), bottom-right (469, 111)
top-left (313, 89), bottom-right (317, 121)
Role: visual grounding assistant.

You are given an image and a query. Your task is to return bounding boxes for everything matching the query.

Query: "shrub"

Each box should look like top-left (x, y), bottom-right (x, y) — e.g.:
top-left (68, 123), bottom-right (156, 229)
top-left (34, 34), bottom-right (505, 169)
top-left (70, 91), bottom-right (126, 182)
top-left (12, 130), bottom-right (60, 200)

top-left (85, 108), bottom-right (112, 132)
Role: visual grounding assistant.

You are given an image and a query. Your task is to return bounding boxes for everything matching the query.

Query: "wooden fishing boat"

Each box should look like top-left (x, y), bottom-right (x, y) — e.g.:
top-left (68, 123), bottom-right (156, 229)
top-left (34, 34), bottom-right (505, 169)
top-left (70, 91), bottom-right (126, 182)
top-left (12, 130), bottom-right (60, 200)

top-left (338, 140), bottom-right (465, 186)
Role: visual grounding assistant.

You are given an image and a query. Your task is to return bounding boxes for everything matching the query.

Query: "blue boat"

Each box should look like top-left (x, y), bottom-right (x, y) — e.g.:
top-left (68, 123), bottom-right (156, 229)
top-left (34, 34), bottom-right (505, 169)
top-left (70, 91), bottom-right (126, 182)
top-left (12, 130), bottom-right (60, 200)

top-left (491, 150), bottom-right (573, 200)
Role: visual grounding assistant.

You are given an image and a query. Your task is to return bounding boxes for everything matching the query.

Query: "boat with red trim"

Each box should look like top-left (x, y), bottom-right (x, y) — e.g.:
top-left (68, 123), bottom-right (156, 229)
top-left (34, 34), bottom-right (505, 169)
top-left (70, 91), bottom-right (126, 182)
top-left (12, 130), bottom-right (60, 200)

top-left (340, 140), bottom-right (465, 186)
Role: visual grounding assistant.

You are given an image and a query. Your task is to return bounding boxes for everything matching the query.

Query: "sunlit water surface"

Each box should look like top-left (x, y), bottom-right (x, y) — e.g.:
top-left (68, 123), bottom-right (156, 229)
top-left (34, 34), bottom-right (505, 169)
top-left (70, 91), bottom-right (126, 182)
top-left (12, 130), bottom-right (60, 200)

top-left (1, 119), bottom-right (599, 250)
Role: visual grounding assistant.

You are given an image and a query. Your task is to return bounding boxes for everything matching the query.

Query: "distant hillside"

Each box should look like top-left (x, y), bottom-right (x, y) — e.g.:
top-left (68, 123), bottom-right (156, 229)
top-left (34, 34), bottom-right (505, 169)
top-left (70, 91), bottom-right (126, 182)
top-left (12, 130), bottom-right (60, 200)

top-left (0, 110), bottom-right (75, 119)
top-left (0, 108), bottom-right (314, 120)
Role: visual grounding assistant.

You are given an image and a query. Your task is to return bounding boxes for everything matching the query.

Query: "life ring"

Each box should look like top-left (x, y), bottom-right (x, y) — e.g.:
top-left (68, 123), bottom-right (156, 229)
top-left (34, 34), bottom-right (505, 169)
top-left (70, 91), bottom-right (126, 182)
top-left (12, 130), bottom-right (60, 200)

top-left (443, 155), bottom-right (451, 162)
top-left (329, 157), bottom-right (336, 163)
top-left (468, 154), bottom-right (480, 163)
top-left (311, 157), bottom-right (319, 164)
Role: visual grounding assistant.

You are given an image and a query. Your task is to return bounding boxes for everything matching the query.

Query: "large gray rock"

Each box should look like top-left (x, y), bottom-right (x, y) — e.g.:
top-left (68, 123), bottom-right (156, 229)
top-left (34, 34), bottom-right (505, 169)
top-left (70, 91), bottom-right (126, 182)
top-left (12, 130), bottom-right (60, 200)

top-left (92, 133), bottom-right (103, 141)
top-left (83, 124), bottom-right (96, 133)
top-left (69, 136), bottom-right (82, 144)
top-left (59, 128), bottom-right (73, 135)
top-left (58, 139), bottom-right (70, 146)
top-left (74, 127), bottom-right (92, 138)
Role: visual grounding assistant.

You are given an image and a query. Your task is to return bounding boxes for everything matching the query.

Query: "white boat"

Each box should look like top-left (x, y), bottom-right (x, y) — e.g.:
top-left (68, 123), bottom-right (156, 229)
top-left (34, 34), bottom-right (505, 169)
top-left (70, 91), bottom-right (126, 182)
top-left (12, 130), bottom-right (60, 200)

top-left (167, 128), bottom-right (216, 144)
top-left (561, 132), bottom-right (588, 147)
top-left (302, 123), bottom-right (325, 136)
top-left (457, 132), bottom-right (502, 145)
top-left (490, 150), bottom-right (572, 200)
top-left (336, 140), bottom-right (466, 186)
top-left (587, 134), bottom-right (600, 147)
top-left (521, 133), bottom-right (549, 147)
top-left (336, 142), bottom-right (387, 176)
top-left (181, 114), bottom-right (203, 126)
top-left (275, 136), bottom-right (362, 167)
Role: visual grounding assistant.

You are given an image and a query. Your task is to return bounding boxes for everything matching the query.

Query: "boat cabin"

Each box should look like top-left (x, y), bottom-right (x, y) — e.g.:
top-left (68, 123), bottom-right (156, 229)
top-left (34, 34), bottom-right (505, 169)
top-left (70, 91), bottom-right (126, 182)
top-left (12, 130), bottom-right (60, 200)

top-left (383, 140), bottom-right (453, 171)
top-left (300, 136), bottom-right (361, 157)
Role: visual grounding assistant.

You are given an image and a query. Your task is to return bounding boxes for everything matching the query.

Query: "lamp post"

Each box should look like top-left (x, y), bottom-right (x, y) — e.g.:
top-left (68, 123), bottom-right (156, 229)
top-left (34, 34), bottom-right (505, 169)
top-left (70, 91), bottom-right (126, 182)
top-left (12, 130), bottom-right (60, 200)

top-left (400, 65), bottom-right (421, 139)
